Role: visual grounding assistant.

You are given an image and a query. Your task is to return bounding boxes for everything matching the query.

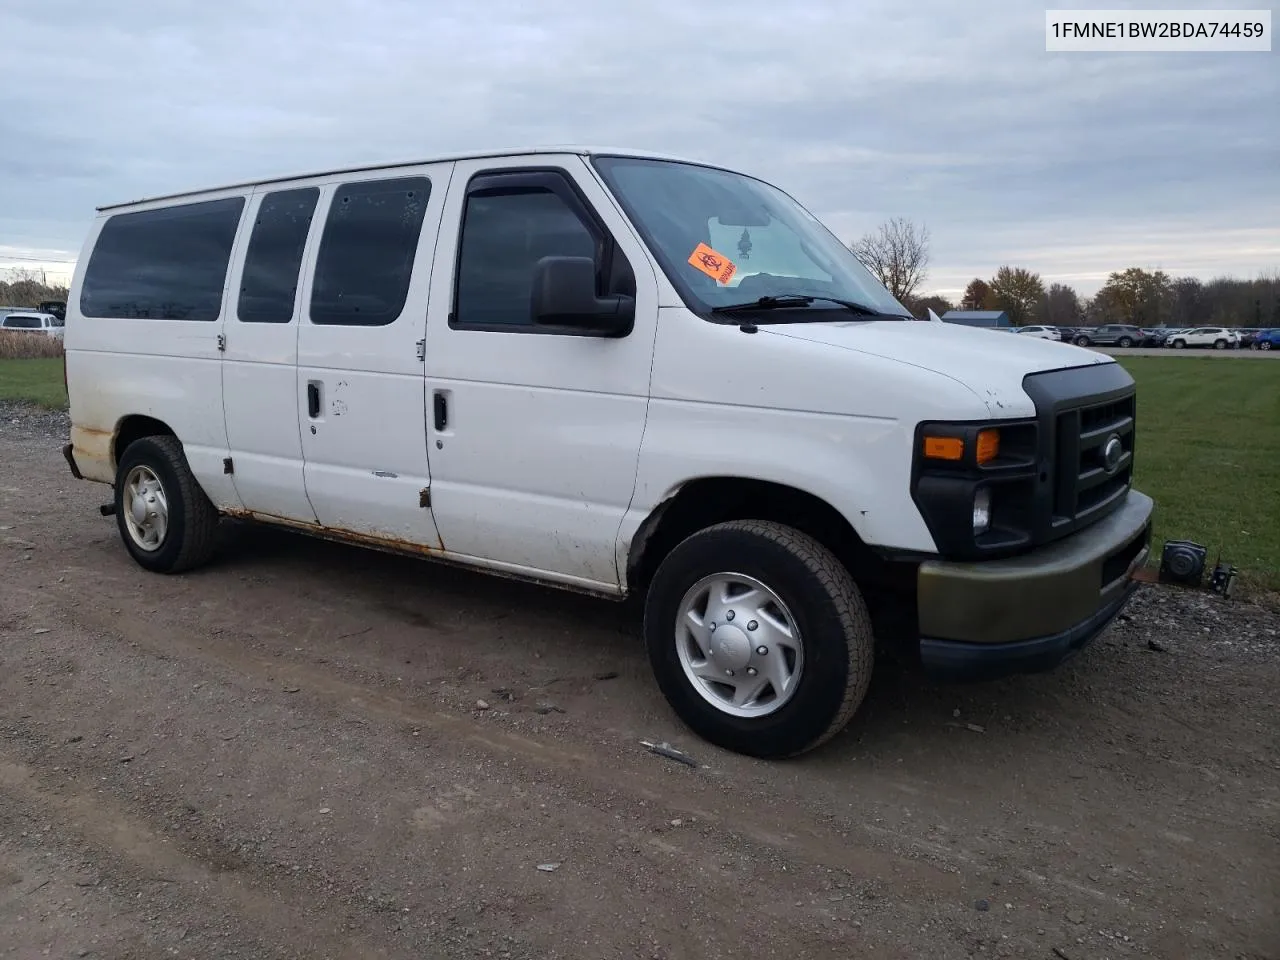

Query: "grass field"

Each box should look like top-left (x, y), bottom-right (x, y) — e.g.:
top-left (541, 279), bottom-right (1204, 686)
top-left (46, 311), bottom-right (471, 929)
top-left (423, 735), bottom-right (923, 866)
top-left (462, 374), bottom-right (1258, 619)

top-left (1, 354), bottom-right (1277, 592)
top-left (0, 358), bottom-right (66, 409)
top-left (1117, 357), bottom-right (1279, 594)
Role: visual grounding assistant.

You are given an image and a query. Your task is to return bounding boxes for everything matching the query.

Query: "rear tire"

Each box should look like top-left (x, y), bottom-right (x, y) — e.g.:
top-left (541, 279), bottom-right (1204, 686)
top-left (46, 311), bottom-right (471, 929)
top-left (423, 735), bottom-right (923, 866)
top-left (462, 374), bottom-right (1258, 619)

top-left (1074, 336), bottom-right (1091, 346)
top-left (113, 435), bottom-right (219, 573)
top-left (1261, 341), bottom-right (1273, 351)
top-left (643, 520), bottom-right (874, 759)
top-left (1118, 337), bottom-right (1133, 348)
top-left (1214, 339), bottom-right (1227, 350)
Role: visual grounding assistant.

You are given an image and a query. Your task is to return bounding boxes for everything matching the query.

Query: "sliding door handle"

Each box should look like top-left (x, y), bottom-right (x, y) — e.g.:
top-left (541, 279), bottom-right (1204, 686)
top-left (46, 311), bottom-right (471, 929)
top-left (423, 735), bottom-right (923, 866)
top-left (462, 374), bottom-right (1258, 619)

top-left (433, 391), bottom-right (448, 431)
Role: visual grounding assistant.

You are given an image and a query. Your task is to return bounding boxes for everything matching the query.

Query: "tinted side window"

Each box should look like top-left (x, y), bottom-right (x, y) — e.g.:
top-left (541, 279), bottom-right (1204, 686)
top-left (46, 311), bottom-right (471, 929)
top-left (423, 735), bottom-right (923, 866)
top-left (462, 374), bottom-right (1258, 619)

top-left (454, 190), bottom-right (597, 327)
top-left (4, 316), bottom-right (41, 328)
top-left (310, 177), bottom-right (430, 326)
top-left (79, 197), bottom-right (245, 321)
top-left (238, 187), bottom-right (320, 324)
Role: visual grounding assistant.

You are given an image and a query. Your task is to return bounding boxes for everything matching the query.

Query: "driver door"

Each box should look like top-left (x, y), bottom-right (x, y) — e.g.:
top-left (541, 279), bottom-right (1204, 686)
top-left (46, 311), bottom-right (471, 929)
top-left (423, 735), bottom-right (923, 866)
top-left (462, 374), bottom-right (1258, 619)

top-left (421, 155), bottom-right (660, 591)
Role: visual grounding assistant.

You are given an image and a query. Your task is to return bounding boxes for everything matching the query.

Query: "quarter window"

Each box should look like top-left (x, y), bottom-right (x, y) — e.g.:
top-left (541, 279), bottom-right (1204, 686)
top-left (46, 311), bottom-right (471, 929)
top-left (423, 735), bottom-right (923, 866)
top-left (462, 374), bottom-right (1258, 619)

top-left (79, 197), bottom-right (246, 321)
top-left (238, 187), bottom-right (320, 323)
top-left (453, 187), bottom-right (599, 328)
top-left (310, 177), bottom-right (431, 326)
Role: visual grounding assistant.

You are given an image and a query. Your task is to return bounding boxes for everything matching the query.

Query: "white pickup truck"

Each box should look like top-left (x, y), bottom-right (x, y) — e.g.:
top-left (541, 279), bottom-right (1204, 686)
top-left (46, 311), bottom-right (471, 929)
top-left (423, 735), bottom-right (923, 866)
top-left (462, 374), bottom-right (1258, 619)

top-left (61, 147), bottom-right (1154, 758)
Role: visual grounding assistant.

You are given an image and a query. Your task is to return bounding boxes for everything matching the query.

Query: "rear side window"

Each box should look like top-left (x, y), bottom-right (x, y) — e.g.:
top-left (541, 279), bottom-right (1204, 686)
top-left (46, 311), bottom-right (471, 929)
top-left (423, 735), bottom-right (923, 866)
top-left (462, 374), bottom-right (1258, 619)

top-left (237, 187), bottom-right (320, 323)
top-left (310, 177), bottom-right (431, 326)
top-left (454, 190), bottom-right (597, 327)
top-left (3, 315), bottom-right (41, 328)
top-left (79, 197), bottom-right (245, 321)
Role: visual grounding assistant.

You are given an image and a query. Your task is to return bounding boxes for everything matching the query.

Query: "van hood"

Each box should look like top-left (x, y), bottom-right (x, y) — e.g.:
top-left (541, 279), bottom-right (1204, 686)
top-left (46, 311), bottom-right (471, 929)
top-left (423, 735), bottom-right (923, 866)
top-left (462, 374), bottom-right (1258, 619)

top-left (759, 320), bottom-right (1113, 418)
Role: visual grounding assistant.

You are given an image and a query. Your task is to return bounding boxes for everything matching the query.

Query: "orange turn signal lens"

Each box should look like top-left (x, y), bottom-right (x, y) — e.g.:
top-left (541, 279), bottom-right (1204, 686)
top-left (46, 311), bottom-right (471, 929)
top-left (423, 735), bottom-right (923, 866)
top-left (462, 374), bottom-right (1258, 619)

top-left (923, 436), bottom-right (965, 461)
top-left (976, 429), bottom-right (1000, 465)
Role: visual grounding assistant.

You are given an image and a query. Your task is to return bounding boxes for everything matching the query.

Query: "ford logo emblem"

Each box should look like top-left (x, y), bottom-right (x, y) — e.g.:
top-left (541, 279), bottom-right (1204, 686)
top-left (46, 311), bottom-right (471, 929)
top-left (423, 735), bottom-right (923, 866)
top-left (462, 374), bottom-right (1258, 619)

top-left (1102, 435), bottom-right (1124, 474)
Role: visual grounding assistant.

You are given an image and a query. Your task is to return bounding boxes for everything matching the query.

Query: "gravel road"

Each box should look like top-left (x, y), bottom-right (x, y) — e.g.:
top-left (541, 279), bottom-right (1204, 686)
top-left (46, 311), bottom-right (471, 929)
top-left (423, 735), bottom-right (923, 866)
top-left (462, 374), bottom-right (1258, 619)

top-left (2, 401), bottom-right (1278, 960)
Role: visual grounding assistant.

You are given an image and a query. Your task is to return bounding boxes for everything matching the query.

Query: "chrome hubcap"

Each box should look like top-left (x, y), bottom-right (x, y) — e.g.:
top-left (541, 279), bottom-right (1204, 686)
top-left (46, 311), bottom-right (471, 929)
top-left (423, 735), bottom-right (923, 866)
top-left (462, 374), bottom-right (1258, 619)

top-left (122, 465), bottom-right (168, 552)
top-left (675, 573), bottom-right (804, 718)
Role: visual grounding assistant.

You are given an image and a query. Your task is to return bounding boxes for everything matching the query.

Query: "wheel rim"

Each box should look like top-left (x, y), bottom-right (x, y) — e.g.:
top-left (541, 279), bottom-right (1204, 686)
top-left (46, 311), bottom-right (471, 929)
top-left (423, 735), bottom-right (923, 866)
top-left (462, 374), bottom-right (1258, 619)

top-left (674, 573), bottom-right (804, 719)
top-left (1215, 340), bottom-right (1225, 349)
top-left (1263, 342), bottom-right (1272, 350)
top-left (122, 465), bottom-right (169, 552)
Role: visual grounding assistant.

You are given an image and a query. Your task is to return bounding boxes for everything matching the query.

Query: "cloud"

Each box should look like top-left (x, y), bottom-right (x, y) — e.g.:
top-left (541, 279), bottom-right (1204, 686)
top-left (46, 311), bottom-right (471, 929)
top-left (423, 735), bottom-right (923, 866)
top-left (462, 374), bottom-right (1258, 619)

top-left (2, 0), bottom-right (1276, 294)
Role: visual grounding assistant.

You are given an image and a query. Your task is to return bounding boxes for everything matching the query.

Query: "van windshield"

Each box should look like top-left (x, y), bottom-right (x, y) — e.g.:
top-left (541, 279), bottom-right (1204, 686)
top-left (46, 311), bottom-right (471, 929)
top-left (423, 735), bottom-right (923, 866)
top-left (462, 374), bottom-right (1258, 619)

top-left (592, 156), bottom-right (911, 320)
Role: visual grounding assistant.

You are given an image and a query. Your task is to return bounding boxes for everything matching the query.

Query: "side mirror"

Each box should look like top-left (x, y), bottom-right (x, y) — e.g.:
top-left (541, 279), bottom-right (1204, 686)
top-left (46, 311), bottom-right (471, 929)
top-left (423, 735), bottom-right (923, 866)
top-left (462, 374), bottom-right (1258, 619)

top-left (530, 256), bottom-right (634, 337)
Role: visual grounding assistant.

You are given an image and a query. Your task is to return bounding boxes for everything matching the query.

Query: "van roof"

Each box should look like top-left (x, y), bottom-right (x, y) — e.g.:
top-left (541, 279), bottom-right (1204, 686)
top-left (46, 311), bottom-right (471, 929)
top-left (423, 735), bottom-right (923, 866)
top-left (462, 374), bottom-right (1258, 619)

top-left (97, 146), bottom-right (719, 212)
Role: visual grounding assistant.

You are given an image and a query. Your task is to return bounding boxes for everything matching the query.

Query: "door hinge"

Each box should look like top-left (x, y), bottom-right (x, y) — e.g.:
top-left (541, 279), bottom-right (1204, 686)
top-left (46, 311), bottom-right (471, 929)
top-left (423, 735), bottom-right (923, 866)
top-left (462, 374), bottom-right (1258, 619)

top-left (223, 457), bottom-right (234, 475)
top-left (216, 333), bottom-right (226, 352)
top-left (419, 487), bottom-right (431, 509)
top-left (415, 338), bottom-right (426, 361)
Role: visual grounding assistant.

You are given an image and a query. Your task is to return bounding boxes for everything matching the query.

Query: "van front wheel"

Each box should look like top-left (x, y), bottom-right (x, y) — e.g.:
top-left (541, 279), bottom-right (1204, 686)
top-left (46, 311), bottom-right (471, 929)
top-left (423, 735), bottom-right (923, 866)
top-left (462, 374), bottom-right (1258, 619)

top-left (113, 435), bottom-right (219, 574)
top-left (643, 520), bottom-right (873, 758)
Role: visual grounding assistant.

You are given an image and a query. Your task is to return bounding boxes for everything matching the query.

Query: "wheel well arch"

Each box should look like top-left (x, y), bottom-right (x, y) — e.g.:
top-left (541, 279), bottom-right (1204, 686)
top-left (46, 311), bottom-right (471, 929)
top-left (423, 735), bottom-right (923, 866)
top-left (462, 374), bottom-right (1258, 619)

top-left (112, 415), bottom-right (176, 471)
top-left (626, 477), bottom-right (894, 596)
top-left (625, 476), bottom-right (922, 646)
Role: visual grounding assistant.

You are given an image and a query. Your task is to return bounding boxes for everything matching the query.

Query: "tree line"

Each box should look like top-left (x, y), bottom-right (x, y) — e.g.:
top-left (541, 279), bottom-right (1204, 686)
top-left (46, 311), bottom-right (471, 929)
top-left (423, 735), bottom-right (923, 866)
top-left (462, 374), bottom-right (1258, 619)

top-left (851, 218), bottom-right (1280, 329)
top-left (0, 269), bottom-right (70, 309)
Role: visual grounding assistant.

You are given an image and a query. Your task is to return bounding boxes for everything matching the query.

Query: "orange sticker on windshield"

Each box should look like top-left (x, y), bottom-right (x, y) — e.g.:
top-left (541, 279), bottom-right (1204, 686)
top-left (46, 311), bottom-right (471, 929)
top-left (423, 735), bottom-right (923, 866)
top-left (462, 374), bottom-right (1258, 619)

top-left (687, 243), bottom-right (737, 285)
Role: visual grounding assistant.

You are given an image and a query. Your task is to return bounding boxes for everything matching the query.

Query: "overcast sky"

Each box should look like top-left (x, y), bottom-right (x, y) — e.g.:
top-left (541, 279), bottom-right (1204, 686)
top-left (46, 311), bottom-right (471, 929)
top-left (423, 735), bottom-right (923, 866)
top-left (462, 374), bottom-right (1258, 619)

top-left (2, 0), bottom-right (1276, 299)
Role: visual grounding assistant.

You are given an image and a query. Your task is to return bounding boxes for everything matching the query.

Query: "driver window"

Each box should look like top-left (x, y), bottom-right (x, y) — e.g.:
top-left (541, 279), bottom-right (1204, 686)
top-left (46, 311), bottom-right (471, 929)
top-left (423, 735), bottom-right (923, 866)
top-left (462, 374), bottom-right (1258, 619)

top-left (454, 189), bottom-right (596, 327)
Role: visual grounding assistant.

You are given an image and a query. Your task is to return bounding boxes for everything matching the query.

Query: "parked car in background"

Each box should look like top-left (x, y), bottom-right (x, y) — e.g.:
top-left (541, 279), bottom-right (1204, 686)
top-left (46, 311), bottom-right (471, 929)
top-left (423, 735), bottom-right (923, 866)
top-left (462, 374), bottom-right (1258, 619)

top-left (1, 311), bottom-right (65, 339)
top-left (1165, 327), bottom-right (1239, 350)
top-left (1071, 324), bottom-right (1144, 348)
top-left (37, 300), bottom-right (68, 322)
top-left (1015, 325), bottom-right (1063, 341)
top-left (1250, 328), bottom-right (1279, 350)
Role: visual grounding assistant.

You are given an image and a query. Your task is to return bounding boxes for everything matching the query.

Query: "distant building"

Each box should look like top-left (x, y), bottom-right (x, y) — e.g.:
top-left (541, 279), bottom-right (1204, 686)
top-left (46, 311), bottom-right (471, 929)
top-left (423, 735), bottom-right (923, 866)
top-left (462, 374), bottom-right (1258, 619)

top-left (941, 310), bottom-right (1013, 329)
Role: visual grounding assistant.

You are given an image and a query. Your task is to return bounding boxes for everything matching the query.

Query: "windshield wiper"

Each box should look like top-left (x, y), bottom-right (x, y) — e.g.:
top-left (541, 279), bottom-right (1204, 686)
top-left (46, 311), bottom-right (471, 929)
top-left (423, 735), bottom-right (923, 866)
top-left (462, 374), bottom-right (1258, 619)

top-left (710, 294), bottom-right (902, 318)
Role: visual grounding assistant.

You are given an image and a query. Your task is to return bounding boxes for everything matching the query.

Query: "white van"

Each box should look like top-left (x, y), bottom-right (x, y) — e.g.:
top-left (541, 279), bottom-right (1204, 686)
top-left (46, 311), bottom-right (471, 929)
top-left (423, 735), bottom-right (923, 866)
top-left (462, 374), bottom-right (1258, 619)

top-left (62, 147), bottom-right (1153, 758)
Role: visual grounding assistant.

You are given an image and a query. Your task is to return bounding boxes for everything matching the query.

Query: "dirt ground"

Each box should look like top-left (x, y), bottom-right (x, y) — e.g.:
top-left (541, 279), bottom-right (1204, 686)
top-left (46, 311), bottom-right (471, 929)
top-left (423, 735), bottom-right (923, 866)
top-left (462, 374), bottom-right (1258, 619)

top-left (2, 401), bottom-right (1277, 960)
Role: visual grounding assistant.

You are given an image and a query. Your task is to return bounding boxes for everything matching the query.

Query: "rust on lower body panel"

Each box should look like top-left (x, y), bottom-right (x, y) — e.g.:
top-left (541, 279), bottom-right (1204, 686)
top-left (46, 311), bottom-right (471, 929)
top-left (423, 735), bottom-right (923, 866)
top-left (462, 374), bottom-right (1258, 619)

top-left (220, 508), bottom-right (445, 557)
top-left (68, 425), bottom-right (114, 484)
top-left (219, 509), bottom-right (619, 600)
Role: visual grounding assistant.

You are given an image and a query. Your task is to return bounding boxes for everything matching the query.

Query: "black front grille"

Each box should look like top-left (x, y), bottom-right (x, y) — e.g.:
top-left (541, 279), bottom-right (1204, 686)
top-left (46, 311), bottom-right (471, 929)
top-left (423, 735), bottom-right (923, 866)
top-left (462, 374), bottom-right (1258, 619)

top-left (1022, 363), bottom-right (1138, 546)
top-left (1054, 393), bottom-right (1135, 524)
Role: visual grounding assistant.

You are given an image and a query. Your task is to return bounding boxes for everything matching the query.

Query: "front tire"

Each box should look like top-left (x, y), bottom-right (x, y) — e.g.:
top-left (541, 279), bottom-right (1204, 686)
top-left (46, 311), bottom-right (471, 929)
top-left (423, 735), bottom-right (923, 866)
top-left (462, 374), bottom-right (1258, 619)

top-left (1261, 341), bottom-right (1273, 351)
top-left (1173, 339), bottom-right (1186, 349)
top-left (643, 520), bottom-right (874, 759)
top-left (1074, 336), bottom-right (1091, 346)
top-left (113, 435), bottom-right (219, 573)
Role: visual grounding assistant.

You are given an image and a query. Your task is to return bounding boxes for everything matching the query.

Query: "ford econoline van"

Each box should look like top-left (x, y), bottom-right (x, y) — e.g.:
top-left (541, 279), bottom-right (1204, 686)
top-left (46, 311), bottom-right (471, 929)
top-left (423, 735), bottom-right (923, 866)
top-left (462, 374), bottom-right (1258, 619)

top-left (62, 147), bottom-right (1153, 758)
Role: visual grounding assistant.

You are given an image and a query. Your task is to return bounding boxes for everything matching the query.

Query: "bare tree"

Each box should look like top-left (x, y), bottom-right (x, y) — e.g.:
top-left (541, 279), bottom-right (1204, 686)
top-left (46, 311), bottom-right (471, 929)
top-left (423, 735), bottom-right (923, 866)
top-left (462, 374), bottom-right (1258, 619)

top-left (851, 217), bottom-right (930, 303)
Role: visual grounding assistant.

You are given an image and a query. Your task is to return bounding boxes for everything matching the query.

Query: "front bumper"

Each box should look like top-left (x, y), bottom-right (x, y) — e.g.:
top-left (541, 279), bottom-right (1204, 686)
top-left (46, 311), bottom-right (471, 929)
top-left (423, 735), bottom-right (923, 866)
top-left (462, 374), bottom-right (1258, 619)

top-left (917, 489), bottom-right (1153, 681)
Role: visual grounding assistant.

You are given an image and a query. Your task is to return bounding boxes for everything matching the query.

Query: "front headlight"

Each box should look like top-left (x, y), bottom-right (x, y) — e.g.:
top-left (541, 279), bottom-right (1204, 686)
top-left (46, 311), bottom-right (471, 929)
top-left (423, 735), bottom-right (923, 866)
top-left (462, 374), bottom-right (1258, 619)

top-left (911, 418), bottom-right (1039, 559)
top-left (973, 487), bottom-right (992, 535)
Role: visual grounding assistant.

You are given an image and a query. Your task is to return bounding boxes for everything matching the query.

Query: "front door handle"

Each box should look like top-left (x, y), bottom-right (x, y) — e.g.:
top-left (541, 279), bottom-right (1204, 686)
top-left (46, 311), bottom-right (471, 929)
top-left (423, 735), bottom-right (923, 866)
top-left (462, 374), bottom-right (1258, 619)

top-left (433, 391), bottom-right (448, 431)
top-left (307, 381), bottom-right (322, 418)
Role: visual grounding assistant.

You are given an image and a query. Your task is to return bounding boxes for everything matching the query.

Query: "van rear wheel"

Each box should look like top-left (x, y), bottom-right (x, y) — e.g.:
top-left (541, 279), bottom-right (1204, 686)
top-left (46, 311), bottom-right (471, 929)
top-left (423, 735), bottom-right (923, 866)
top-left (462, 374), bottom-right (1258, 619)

top-left (113, 435), bottom-right (218, 573)
top-left (643, 520), bottom-right (873, 758)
